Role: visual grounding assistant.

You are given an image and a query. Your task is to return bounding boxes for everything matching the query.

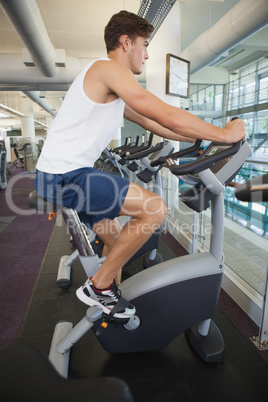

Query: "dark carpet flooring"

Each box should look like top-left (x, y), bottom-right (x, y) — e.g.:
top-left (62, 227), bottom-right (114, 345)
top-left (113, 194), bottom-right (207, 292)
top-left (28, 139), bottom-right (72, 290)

top-left (0, 169), bottom-right (55, 345)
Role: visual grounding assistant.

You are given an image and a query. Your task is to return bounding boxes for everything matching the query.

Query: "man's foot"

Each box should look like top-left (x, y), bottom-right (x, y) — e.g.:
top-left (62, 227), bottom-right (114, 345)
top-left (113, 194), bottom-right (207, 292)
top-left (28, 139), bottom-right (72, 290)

top-left (76, 277), bottom-right (136, 319)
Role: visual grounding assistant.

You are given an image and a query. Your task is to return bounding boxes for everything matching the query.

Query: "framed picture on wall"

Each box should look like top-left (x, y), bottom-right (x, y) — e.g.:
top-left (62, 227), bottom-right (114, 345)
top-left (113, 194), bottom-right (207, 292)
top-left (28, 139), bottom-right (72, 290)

top-left (166, 53), bottom-right (190, 98)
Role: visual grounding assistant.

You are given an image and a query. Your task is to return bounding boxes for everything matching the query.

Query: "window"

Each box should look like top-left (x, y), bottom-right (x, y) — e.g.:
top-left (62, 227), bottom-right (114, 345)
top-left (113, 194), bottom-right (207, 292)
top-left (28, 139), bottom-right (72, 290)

top-left (259, 76), bottom-right (268, 104)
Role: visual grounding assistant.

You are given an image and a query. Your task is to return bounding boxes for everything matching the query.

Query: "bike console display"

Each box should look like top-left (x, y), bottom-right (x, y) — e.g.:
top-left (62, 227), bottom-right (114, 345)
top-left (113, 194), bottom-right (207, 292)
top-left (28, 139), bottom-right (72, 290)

top-left (167, 140), bottom-right (251, 213)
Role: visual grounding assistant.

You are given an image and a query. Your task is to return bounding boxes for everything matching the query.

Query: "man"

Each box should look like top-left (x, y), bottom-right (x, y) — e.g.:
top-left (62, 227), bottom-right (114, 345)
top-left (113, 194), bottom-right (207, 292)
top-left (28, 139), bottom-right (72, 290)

top-left (35, 11), bottom-right (246, 319)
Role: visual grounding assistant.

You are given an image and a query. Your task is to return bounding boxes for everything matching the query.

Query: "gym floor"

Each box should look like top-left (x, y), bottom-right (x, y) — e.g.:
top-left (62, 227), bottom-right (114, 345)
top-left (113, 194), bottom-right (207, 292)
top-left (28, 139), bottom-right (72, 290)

top-left (16, 214), bottom-right (268, 402)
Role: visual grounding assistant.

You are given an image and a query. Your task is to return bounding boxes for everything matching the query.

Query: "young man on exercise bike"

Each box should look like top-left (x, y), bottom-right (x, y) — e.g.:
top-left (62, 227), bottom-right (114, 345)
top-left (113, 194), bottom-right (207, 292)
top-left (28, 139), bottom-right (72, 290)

top-left (35, 11), bottom-right (246, 319)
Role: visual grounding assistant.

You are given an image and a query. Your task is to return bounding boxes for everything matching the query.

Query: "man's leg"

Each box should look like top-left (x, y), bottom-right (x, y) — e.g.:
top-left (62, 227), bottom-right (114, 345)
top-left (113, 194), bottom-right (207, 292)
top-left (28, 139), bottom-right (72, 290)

top-left (91, 182), bottom-right (167, 289)
top-left (76, 181), bottom-right (167, 318)
top-left (93, 218), bottom-right (123, 285)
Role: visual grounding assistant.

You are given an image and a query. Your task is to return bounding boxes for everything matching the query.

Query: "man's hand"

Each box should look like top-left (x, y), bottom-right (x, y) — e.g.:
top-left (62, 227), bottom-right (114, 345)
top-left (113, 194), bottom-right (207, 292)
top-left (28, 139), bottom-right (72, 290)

top-left (223, 118), bottom-right (246, 144)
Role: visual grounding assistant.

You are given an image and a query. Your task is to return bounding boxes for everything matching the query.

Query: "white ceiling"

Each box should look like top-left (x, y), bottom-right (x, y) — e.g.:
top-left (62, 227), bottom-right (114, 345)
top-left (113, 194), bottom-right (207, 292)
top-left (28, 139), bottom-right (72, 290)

top-left (0, 0), bottom-right (267, 128)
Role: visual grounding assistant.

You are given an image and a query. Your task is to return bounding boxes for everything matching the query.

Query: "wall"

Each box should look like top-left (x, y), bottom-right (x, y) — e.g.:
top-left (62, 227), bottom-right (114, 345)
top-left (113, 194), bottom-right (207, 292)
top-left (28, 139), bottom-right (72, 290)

top-left (146, 1), bottom-right (181, 150)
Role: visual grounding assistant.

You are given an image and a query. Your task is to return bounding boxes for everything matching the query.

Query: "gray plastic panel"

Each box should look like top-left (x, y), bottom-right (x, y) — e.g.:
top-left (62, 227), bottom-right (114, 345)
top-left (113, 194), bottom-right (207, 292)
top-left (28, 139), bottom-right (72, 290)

top-left (119, 252), bottom-right (222, 301)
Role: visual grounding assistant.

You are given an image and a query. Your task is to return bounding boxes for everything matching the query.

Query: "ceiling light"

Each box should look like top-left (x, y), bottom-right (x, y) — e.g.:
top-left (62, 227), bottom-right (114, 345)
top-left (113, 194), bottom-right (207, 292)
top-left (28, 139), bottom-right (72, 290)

top-left (0, 104), bottom-right (25, 117)
top-left (137, 0), bottom-right (177, 39)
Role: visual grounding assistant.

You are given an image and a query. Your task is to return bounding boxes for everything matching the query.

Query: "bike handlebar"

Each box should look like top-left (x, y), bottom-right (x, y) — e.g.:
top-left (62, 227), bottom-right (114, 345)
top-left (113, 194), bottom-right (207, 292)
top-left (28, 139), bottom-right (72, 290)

top-left (150, 139), bottom-right (202, 167)
top-left (151, 117), bottom-right (242, 176)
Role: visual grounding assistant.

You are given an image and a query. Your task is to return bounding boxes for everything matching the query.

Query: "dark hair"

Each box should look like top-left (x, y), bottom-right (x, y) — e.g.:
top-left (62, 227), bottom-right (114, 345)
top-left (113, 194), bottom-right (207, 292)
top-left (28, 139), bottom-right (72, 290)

top-left (104, 10), bottom-right (154, 53)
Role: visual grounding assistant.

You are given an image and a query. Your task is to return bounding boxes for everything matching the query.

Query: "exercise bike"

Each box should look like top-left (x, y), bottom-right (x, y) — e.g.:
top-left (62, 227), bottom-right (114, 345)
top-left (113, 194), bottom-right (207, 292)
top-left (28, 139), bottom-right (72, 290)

top-left (29, 136), bottom-right (175, 286)
top-left (0, 138), bottom-right (7, 190)
top-left (40, 135), bottom-right (251, 378)
top-left (122, 137), bottom-right (175, 267)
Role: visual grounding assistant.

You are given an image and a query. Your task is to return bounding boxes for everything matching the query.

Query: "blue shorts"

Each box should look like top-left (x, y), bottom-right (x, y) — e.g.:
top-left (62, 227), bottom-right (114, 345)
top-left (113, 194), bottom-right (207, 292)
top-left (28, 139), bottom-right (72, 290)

top-left (34, 168), bottom-right (129, 228)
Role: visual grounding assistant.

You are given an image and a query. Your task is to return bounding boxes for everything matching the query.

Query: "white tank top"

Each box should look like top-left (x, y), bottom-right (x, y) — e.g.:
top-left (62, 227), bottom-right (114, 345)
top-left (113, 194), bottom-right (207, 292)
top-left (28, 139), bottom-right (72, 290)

top-left (36, 58), bottom-right (125, 174)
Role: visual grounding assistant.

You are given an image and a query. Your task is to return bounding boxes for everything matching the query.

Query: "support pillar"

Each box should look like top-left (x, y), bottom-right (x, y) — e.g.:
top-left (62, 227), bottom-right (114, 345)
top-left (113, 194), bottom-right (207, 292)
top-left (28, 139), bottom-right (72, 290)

top-left (110, 127), bottom-right (121, 149)
top-left (20, 95), bottom-right (36, 171)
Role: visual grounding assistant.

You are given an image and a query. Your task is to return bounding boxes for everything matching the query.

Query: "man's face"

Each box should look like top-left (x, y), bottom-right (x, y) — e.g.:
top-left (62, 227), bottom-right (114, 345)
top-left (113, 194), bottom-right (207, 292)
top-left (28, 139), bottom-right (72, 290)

top-left (127, 36), bottom-right (149, 75)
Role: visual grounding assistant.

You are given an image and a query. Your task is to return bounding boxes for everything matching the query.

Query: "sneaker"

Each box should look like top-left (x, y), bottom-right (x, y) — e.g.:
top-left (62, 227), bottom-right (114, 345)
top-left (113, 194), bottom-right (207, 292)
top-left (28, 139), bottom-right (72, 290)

top-left (76, 278), bottom-right (136, 319)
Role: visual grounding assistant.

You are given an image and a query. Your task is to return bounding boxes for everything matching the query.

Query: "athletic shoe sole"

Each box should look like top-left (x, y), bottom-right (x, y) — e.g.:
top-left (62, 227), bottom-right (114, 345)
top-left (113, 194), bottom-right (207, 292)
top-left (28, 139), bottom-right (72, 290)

top-left (76, 286), bottom-right (135, 319)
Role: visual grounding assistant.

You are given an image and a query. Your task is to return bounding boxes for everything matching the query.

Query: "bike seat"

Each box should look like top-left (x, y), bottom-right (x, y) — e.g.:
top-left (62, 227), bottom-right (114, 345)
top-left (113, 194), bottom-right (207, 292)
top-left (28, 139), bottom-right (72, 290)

top-left (28, 190), bottom-right (60, 212)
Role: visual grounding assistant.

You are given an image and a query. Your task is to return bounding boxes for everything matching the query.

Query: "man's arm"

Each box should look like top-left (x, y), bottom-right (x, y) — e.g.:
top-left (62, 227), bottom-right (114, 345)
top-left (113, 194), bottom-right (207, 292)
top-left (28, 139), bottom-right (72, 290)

top-left (124, 104), bottom-right (195, 143)
top-left (103, 61), bottom-right (246, 144)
